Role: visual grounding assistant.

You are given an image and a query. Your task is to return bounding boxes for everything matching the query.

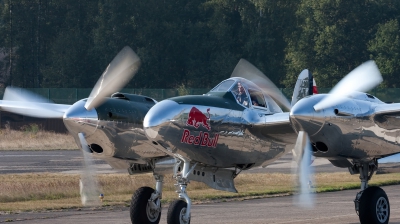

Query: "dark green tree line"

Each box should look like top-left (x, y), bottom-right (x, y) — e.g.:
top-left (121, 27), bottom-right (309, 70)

top-left (0, 0), bottom-right (399, 89)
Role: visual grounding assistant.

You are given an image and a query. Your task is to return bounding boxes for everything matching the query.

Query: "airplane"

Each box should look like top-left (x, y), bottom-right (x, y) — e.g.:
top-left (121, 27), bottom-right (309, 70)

top-left (0, 45), bottom-right (387, 224)
top-left (289, 60), bottom-right (398, 224)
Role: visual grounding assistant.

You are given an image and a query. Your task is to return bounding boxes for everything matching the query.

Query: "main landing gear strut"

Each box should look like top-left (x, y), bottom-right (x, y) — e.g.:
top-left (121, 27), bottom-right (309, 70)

top-left (353, 161), bottom-right (390, 224)
top-left (130, 157), bottom-right (196, 224)
top-left (130, 175), bottom-right (163, 224)
top-left (167, 157), bottom-right (196, 224)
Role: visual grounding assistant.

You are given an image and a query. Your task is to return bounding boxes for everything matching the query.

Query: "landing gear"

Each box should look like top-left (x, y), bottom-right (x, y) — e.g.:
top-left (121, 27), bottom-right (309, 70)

top-left (359, 186), bottom-right (390, 224)
top-left (166, 157), bottom-right (196, 224)
top-left (130, 175), bottom-right (163, 224)
top-left (167, 200), bottom-right (190, 224)
top-left (353, 161), bottom-right (390, 224)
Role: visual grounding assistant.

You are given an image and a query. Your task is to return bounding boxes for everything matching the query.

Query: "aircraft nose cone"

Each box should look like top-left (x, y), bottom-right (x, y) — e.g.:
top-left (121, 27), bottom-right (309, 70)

top-left (63, 99), bottom-right (98, 136)
top-left (290, 96), bottom-right (324, 136)
top-left (144, 100), bottom-right (179, 140)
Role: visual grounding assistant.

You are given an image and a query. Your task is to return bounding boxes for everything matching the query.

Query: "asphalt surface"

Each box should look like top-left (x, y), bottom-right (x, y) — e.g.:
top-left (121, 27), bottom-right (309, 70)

top-left (0, 150), bottom-right (347, 174)
top-left (1, 185), bottom-right (399, 223)
top-left (0, 150), bottom-right (120, 174)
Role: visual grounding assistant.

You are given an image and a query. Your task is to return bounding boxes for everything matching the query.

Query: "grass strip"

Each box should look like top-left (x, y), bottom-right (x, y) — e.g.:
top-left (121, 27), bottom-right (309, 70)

top-left (1, 172), bottom-right (400, 212)
top-left (0, 127), bottom-right (78, 150)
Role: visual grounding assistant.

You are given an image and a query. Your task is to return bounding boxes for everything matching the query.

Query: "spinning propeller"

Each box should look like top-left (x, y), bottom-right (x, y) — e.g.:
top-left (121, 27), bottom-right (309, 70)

top-left (313, 60), bottom-right (382, 111)
top-left (1, 87), bottom-right (70, 118)
top-left (291, 131), bottom-right (314, 208)
top-left (85, 46), bottom-right (141, 110)
top-left (0, 46), bottom-right (141, 206)
top-left (0, 46), bottom-right (140, 117)
top-left (78, 133), bottom-right (101, 206)
top-left (232, 59), bottom-right (383, 207)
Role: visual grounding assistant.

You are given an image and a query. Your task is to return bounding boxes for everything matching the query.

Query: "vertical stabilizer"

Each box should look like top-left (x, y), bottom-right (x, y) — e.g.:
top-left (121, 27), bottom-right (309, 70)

top-left (291, 69), bottom-right (317, 107)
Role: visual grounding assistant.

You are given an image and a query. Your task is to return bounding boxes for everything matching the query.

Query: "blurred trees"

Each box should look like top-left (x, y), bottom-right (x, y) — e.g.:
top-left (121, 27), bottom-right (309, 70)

top-left (368, 19), bottom-right (400, 88)
top-left (0, 0), bottom-right (399, 89)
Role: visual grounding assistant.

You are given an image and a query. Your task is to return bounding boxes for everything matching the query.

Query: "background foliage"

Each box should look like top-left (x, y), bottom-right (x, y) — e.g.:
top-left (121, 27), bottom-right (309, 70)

top-left (0, 0), bottom-right (399, 89)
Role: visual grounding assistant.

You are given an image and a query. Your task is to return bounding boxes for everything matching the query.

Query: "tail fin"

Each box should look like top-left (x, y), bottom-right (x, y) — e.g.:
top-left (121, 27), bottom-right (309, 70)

top-left (291, 69), bottom-right (318, 107)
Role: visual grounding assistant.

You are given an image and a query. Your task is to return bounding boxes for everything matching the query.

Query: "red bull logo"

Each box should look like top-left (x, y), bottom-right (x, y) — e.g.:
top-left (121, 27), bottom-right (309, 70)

top-left (181, 107), bottom-right (219, 148)
top-left (186, 107), bottom-right (211, 131)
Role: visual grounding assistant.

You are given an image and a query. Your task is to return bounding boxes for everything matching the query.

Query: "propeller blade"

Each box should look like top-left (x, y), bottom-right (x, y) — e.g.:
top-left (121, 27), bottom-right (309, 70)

top-left (292, 131), bottom-right (315, 208)
top-left (85, 46), bottom-right (141, 110)
top-left (313, 60), bottom-right (382, 111)
top-left (78, 132), bottom-right (92, 153)
top-left (4, 86), bottom-right (52, 103)
top-left (0, 87), bottom-right (70, 118)
top-left (78, 133), bottom-right (101, 206)
top-left (231, 59), bottom-right (291, 111)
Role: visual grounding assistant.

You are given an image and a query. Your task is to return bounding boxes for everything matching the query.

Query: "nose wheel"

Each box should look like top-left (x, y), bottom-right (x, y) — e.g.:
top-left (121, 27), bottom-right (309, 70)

top-left (167, 200), bottom-right (190, 224)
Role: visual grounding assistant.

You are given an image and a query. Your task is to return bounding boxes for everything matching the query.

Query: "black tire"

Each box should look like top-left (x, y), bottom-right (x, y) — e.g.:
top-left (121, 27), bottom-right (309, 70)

top-left (359, 186), bottom-right (390, 224)
top-left (130, 187), bottom-right (161, 224)
top-left (167, 200), bottom-right (190, 224)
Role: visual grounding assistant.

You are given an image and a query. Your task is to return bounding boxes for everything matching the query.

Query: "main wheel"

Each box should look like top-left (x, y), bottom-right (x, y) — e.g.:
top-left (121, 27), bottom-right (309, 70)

top-left (359, 186), bottom-right (390, 224)
top-left (167, 200), bottom-right (190, 224)
top-left (130, 187), bottom-right (161, 224)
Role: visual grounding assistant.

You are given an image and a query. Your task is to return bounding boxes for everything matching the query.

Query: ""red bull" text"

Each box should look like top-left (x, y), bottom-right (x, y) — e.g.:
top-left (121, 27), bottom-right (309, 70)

top-left (181, 129), bottom-right (219, 148)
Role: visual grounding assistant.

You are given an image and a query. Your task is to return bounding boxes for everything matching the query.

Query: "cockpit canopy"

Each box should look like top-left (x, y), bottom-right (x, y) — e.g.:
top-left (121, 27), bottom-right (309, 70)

top-left (209, 77), bottom-right (283, 113)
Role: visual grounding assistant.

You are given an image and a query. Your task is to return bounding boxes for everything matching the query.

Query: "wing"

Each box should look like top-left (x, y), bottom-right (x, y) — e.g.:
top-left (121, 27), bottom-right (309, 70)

top-left (373, 103), bottom-right (400, 130)
top-left (374, 103), bottom-right (400, 114)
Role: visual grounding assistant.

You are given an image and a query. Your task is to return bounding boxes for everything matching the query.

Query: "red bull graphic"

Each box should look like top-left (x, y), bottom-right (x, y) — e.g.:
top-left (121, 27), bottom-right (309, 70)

top-left (181, 107), bottom-right (219, 148)
top-left (186, 107), bottom-right (211, 131)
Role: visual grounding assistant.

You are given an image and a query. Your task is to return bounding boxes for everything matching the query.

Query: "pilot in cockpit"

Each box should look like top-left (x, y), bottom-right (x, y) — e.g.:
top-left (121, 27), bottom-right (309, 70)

top-left (251, 97), bottom-right (259, 106)
top-left (236, 82), bottom-right (249, 106)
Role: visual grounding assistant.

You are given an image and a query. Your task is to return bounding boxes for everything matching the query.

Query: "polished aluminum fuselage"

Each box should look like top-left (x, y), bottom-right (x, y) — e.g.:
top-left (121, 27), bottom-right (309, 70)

top-left (144, 95), bottom-right (298, 168)
top-left (290, 93), bottom-right (400, 163)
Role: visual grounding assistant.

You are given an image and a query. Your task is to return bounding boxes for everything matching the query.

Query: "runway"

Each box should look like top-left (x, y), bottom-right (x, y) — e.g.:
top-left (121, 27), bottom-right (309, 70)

top-left (0, 150), bottom-right (119, 174)
top-left (0, 150), bottom-right (347, 174)
top-left (1, 185), bottom-right (399, 223)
